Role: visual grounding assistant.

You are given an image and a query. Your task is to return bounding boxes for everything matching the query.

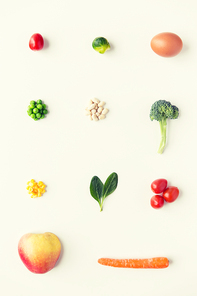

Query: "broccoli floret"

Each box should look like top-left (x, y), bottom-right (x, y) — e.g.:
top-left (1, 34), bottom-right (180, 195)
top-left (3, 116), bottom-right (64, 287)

top-left (150, 100), bottom-right (179, 154)
top-left (92, 37), bottom-right (110, 54)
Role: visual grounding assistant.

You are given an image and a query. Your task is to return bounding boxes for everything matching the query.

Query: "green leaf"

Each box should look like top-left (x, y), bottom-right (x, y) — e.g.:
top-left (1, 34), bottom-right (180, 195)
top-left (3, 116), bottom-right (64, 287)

top-left (103, 172), bottom-right (118, 199)
top-left (90, 176), bottom-right (103, 203)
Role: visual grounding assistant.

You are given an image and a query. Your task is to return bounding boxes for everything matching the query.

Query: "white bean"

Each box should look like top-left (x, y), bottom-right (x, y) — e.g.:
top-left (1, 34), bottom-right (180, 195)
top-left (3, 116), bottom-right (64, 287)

top-left (99, 114), bottom-right (106, 120)
top-left (91, 109), bottom-right (96, 114)
top-left (92, 114), bottom-right (98, 121)
top-left (89, 99), bottom-right (93, 105)
top-left (88, 103), bottom-right (96, 110)
top-left (92, 98), bottom-right (100, 104)
top-left (96, 112), bottom-right (100, 116)
top-left (102, 108), bottom-right (109, 115)
top-left (98, 107), bottom-right (103, 113)
top-left (98, 101), bottom-right (106, 107)
top-left (89, 115), bottom-right (93, 120)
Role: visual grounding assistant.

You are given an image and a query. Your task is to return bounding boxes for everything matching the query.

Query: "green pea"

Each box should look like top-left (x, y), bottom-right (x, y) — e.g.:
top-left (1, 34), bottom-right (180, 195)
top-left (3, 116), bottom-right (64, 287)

top-left (37, 99), bottom-right (42, 104)
top-left (36, 113), bottom-right (41, 118)
top-left (34, 117), bottom-right (39, 121)
top-left (30, 100), bottom-right (36, 105)
top-left (27, 110), bottom-right (32, 115)
top-left (30, 103), bottom-right (35, 109)
top-left (40, 114), bottom-right (45, 119)
top-left (31, 114), bottom-right (36, 119)
top-left (43, 109), bottom-right (48, 114)
top-left (42, 104), bottom-right (46, 109)
top-left (33, 108), bottom-right (38, 114)
top-left (37, 104), bottom-right (43, 110)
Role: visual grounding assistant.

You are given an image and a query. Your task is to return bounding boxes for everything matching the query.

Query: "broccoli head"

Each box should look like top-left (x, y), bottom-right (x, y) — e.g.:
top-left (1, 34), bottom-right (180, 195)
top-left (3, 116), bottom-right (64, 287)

top-left (92, 37), bottom-right (110, 54)
top-left (150, 100), bottom-right (179, 154)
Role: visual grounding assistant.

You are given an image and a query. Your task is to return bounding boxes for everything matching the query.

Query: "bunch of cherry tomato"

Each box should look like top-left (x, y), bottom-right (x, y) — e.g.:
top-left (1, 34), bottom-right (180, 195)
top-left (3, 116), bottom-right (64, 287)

top-left (150, 179), bottom-right (179, 209)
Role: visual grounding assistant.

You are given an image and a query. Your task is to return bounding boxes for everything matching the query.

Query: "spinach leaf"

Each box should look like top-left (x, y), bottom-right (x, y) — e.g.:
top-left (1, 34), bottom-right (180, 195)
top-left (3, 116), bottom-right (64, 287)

top-left (90, 173), bottom-right (118, 211)
top-left (90, 176), bottom-right (103, 203)
top-left (103, 172), bottom-right (118, 199)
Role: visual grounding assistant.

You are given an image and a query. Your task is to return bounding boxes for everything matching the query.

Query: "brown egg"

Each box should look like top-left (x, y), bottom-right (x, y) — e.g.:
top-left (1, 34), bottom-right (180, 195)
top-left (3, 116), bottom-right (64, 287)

top-left (151, 32), bottom-right (183, 57)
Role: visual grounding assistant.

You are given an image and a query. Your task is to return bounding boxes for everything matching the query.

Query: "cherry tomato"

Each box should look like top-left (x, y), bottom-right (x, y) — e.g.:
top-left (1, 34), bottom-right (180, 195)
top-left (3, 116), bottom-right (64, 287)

top-left (151, 179), bottom-right (167, 194)
top-left (163, 186), bottom-right (179, 203)
top-left (150, 195), bottom-right (164, 209)
top-left (29, 33), bottom-right (44, 51)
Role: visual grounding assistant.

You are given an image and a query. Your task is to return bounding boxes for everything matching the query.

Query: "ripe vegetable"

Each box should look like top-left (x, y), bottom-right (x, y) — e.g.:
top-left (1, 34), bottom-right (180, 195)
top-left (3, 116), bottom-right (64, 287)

top-left (90, 172), bottom-right (118, 211)
top-left (151, 32), bottom-right (183, 57)
top-left (43, 109), bottom-right (48, 114)
top-left (30, 103), bottom-right (35, 109)
top-left (33, 108), bottom-right (38, 114)
top-left (26, 179), bottom-right (46, 198)
top-left (29, 33), bottom-right (44, 51)
top-left (92, 37), bottom-right (110, 54)
top-left (150, 195), bottom-right (164, 209)
top-left (150, 100), bottom-right (179, 154)
top-left (151, 179), bottom-right (167, 194)
top-left (85, 98), bottom-right (109, 121)
top-left (37, 104), bottom-right (43, 110)
top-left (27, 100), bottom-right (48, 120)
top-left (36, 113), bottom-right (41, 118)
top-left (98, 257), bottom-right (169, 268)
top-left (163, 186), bottom-right (179, 203)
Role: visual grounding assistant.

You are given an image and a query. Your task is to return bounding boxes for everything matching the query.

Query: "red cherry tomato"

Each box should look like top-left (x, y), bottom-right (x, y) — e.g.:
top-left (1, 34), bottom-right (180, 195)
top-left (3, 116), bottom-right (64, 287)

top-left (150, 195), bottom-right (164, 209)
top-left (29, 33), bottom-right (44, 51)
top-left (151, 179), bottom-right (167, 194)
top-left (163, 186), bottom-right (179, 203)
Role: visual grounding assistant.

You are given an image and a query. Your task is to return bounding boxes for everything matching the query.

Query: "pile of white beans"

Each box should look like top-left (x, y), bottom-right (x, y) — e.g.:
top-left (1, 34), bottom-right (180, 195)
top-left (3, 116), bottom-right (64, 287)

top-left (85, 98), bottom-right (109, 121)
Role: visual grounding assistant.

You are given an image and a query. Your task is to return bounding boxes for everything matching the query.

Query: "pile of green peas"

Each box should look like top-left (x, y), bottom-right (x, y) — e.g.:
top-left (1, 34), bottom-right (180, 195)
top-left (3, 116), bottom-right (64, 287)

top-left (27, 100), bottom-right (48, 120)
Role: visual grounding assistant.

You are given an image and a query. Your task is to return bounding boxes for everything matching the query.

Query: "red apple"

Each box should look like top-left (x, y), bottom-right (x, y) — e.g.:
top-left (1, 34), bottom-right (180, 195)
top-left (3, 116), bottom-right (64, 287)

top-left (18, 232), bottom-right (61, 274)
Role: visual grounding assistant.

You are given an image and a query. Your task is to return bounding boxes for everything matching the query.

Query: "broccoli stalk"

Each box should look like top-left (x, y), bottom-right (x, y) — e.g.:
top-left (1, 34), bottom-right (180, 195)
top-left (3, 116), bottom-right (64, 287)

top-left (158, 118), bottom-right (167, 154)
top-left (150, 100), bottom-right (179, 154)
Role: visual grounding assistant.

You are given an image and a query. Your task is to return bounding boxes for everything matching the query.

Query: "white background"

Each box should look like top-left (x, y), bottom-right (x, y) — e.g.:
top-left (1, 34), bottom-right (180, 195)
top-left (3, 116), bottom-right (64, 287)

top-left (0, 0), bottom-right (196, 295)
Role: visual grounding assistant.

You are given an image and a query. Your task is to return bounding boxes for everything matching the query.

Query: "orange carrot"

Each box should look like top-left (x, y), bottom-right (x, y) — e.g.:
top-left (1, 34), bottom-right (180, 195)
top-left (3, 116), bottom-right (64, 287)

top-left (98, 257), bottom-right (169, 269)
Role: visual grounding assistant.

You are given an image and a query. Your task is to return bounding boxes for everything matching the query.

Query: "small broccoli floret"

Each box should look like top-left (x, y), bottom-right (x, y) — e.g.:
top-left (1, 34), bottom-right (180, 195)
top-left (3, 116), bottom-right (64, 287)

top-left (92, 37), bottom-right (110, 54)
top-left (150, 100), bottom-right (179, 154)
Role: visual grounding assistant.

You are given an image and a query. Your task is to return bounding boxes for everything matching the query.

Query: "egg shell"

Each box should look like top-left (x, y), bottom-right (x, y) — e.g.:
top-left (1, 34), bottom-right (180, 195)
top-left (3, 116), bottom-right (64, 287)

top-left (151, 32), bottom-right (183, 57)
